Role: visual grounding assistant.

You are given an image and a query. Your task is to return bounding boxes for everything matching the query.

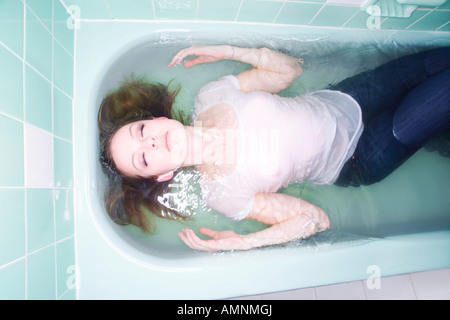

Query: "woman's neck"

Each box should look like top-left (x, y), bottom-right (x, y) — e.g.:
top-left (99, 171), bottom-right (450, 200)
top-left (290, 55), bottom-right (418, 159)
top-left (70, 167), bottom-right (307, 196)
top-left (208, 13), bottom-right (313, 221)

top-left (182, 123), bottom-right (219, 167)
top-left (182, 122), bottom-right (237, 168)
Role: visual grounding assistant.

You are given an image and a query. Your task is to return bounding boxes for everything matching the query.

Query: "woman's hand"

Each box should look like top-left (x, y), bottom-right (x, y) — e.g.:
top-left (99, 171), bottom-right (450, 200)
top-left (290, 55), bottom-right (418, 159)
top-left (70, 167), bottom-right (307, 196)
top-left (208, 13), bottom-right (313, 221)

top-left (168, 45), bottom-right (233, 68)
top-left (178, 227), bottom-right (251, 252)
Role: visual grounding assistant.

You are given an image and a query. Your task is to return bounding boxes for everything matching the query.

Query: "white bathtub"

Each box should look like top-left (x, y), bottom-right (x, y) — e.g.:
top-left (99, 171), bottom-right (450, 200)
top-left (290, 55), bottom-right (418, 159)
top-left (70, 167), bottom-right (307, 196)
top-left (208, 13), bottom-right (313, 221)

top-left (74, 21), bottom-right (450, 299)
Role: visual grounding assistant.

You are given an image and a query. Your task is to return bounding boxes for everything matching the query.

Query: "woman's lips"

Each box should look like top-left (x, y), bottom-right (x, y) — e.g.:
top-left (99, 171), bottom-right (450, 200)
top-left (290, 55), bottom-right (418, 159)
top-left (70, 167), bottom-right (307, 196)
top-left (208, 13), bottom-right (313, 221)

top-left (166, 131), bottom-right (170, 152)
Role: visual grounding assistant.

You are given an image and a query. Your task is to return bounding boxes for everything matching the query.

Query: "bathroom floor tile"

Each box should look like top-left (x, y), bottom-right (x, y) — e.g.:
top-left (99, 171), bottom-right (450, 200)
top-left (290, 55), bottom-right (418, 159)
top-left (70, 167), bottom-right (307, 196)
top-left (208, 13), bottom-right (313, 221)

top-left (363, 274), bottom-right (416, 300)
top-left (262, 287), bottom-right (317, 300)
top-left (315, 280), bottom-right (366, 300)
top-left (410, 269), bottom-right (450, 300)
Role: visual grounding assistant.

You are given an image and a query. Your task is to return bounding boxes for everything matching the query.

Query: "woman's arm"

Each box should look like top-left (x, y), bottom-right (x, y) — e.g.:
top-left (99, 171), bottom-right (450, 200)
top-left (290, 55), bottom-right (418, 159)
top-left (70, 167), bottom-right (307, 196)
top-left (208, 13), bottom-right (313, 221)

top-left (178, 193), bottom-right (330, 252)
top-left (168, 45), bottom-right (303, 93)
top-left (232, 46), bottom-right (304, 94)
top-left (243, 193), bottom-right (330, 248)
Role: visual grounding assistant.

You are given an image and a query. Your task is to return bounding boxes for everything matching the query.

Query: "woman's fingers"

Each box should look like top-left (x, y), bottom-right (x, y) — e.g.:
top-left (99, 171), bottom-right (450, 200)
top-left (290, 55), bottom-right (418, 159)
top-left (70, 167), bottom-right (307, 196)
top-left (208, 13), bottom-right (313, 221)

top-left (198, 227), bottom-right (219, 238)
top-left (168, 55), bottom-right (182, 67)
top-left (168, 52), bottom-right (186, 67)
top-left (178, 228), bottom-right (221, 252)
top-left (178, 228), bottom-right (251, 252)
top-left (178, 229), bottom-right (199, 250)
top-left (183, 57), bottom-right (205, 68)
top-left (187, 229), bottom-right (212, 250)
top-left (168, 49), bottom-right (186, 67)
top-left (178, 228), bottom-right (209, 251)
top-left (168, 46), bottom-right (201, 67)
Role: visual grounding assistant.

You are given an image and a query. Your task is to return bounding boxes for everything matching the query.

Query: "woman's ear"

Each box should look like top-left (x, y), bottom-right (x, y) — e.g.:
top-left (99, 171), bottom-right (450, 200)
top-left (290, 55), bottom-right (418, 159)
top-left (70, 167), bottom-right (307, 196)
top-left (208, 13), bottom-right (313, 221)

top-left (156, 171), bottom-right (174, 182)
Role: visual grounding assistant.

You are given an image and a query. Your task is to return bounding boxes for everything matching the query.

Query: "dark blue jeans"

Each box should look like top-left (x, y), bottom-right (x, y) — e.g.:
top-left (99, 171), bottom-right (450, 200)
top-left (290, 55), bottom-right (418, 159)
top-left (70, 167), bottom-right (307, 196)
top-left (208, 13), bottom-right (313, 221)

top-left (332, 47), bottom-right (450, 187)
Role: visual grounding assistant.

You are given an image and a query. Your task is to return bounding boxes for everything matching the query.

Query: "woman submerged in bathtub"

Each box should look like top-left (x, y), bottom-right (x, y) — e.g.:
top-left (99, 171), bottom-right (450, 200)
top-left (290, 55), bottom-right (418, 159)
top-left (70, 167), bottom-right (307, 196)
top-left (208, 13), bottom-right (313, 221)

top-left (98, 45), bottom-right (450, 252)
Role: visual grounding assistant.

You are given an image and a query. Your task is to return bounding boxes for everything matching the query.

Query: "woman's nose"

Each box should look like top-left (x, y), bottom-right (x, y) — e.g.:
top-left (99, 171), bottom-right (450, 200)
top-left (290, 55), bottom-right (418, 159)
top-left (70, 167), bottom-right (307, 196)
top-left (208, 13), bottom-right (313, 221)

top-left (148, 136), bottom-right (159, 149)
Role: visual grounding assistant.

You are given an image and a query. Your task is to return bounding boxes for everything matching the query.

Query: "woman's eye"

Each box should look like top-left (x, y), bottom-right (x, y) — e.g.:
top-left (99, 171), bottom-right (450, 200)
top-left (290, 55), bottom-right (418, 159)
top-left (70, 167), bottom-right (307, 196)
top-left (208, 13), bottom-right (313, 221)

top-left (142, 152), bottom-right (148, 167)
top-left (140, 124), bottom-right (145, 138)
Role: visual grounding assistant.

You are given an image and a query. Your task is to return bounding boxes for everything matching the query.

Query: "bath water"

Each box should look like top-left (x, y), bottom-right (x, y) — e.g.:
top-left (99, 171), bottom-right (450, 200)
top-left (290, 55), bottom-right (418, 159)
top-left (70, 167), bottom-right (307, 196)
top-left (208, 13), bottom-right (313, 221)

top-left (100, 33), bottom-right (450, 254)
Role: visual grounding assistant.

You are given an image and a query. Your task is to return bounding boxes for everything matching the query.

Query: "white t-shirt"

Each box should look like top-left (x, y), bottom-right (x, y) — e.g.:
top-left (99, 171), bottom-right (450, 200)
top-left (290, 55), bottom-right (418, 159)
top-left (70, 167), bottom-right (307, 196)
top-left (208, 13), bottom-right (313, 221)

top-left (193, 75), bottom-right (363, 220)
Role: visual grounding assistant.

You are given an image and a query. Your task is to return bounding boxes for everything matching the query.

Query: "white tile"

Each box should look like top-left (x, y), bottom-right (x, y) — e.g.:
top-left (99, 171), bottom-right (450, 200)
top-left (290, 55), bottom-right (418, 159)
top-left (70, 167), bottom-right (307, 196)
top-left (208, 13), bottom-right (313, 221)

top-left (24, 124), bottom-right (53, 188)
top-left (315, 281), bottom-right (366, 300)
top-left (262, 287), bottom-right (317, 300)
top-left (363, 274), bottom-right (417, 300)
top-left (410, 269), bottom-right (450, 300)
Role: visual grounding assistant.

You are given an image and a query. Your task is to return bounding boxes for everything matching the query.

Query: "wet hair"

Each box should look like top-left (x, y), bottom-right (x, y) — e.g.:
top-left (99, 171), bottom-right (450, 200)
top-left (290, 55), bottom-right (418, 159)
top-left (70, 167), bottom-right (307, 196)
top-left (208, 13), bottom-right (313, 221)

top-left (98, 75), bottom-right (187, 234)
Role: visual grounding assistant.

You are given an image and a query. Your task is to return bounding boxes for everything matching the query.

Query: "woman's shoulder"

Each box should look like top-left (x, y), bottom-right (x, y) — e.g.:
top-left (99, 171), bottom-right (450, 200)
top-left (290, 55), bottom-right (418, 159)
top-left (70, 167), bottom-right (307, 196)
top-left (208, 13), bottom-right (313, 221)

top-left (195, 75), bottom-right (240, 105)
top-left (197, 75), bottom-right (240, 94)
top-left (193, 75), bottom-right (242, 124)
top-left (196, 102), bottom-right (237, 126)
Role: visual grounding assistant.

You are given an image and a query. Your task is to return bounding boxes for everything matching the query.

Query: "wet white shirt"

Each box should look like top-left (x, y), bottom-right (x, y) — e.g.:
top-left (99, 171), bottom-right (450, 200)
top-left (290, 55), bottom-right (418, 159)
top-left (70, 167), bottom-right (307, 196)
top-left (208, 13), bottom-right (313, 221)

top-left (193, 75), bottom-right (363, 220)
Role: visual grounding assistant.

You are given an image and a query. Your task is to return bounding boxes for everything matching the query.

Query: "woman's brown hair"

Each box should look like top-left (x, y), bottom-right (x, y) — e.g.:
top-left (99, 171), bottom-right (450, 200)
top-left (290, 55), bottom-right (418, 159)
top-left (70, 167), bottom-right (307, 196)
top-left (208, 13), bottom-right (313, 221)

top-left (98, 75), bottom-right (187, 233)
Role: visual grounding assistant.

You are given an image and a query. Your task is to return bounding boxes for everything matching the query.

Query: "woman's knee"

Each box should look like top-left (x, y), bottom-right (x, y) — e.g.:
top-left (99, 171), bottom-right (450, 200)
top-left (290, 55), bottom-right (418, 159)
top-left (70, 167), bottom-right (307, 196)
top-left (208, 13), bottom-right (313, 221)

top-left (424, 47), bottom-right (450, 77)
top-left (393, 68), bottom-right (450, 148)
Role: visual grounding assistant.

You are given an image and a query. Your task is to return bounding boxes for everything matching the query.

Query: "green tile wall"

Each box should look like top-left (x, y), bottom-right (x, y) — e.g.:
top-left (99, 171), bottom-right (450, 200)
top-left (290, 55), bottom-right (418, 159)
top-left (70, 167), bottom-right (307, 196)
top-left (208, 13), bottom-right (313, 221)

top-left (0, 0), bottom-right (75, 300)
top-left (61, 0), bottom-right (450, 32)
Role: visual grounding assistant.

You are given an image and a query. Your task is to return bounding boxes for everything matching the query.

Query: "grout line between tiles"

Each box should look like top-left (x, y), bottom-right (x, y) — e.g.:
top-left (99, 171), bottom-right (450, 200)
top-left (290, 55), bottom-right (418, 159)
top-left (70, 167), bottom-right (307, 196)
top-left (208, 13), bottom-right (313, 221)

top-left (272, 1), bottom-right (286, 24)
top-left (308, 3), bottom-right (326, 26)
top-left (405, 8), bottom-right (434, 30)
top-left (0, 106), bottom-right (74, 143)
top-left (194, 0), bottom-right (200, 20)
top-left (341, 8), bottom-right (359, 28)
top-left (435, 20), bottom-right (450, 31)
top-left (104, 0), bottom-right (114, 19)
top-left (0, 41), bottom-right (73, 104)
top-left (25, 0), bottom-right (74, 59)
top-left (0, 235), bottom-right (75, 269)
top-left (151, 0), bottom-right (156, 20)
top-left (408, 273), bottom-right (419, 299)
top-left (234, 0), bottom-right (244, 22)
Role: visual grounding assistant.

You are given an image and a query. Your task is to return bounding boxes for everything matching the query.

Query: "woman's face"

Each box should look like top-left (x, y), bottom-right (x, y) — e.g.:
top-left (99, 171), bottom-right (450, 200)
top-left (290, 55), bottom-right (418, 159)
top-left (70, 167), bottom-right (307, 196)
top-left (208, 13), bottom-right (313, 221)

top-left (109, 117), bottom-right (188, 179)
